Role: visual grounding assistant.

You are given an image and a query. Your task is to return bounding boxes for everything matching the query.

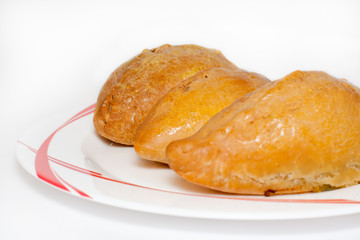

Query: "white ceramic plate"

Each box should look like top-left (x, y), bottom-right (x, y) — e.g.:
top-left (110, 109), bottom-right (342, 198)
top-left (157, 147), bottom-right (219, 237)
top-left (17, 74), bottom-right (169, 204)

top-left (16, 104), bottom-right (360, 220)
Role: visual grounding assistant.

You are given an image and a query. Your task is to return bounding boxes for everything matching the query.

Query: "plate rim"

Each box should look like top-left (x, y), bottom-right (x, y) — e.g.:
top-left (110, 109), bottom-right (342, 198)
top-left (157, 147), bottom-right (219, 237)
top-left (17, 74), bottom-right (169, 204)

top-left (15, 104), bottom-right (360, 221)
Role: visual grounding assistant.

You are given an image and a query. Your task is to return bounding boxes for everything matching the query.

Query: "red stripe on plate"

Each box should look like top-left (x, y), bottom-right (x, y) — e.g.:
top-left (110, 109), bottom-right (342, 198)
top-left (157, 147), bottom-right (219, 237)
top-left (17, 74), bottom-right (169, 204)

top-left (54, 170), bottom-right (92, 198)
top-left (35, 132), bottom-right (69, 191)
top-left (20, 141), bottom-right (360, 204)
top-left (19, 141), bottom-right (102, 176)
top-left (33, 104), bottom-right (96, 196)
top-left (20, 104), bottom-right (360, 204)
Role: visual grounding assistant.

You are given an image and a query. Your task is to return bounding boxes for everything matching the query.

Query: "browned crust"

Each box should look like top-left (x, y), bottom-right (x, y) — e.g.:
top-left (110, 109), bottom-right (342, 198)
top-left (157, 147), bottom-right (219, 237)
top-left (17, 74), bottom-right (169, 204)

top-left (93, 44), bottom-right (238, 145)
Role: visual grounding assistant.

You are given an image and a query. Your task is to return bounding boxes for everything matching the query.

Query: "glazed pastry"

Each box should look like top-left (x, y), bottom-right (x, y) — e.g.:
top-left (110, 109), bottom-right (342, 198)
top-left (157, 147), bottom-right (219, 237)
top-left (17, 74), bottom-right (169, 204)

top-left (93, 44), bottom-right (239, 145)
top-left (134, 68), bottom-right (269, 163)
top-left (167, 70), bottom-right (360, 195)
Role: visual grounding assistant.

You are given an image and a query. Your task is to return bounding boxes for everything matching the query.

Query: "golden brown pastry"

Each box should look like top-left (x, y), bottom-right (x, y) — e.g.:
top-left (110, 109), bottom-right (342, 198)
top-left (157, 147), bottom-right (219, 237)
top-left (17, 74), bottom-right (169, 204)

top-left (93, 44), bottom-right (239, 145)
top-left (134, 68), bottom-right (269, 163)
top-left (167, 70), bottom-right (360, 195)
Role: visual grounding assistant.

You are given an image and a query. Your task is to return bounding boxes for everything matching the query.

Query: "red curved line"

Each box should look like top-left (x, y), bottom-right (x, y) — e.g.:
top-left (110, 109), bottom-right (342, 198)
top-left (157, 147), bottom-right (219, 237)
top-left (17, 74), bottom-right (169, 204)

top-left (23, 141), bottom-right (360, 204)
top-left (18, 141), bottom-right (102, 176)
top-left (35, 132), bottom-right (69, 191)
top-left (70, 168), bottom-right (360, 204)
top-left (34, 104), bottom-right (96, 195)
top-left (63, 108), bottom-right (96, 127)
top-left (48, 156), bottom-right (102, 176)
top-left (64, 104), bottom-right (96, 125)
top-left (27, 103), bottom-right (360, 204)
top-left (54, 170), bottom-right (92, 198)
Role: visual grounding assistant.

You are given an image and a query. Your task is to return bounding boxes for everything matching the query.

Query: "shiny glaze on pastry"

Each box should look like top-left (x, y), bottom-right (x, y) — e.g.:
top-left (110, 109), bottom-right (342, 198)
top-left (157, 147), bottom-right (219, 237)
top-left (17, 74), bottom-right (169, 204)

top-left (167, 71), bottom-right (360, 195)
top-left (135, 68), bottom-right (269, 163)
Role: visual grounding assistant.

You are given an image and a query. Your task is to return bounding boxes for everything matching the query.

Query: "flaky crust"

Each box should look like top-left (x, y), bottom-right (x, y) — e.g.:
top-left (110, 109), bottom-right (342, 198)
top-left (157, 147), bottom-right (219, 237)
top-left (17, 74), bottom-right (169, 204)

top-left (167, 70), bottom-right (360, 195)
top-left (93, 44), bottom-right (238, 145)
top-left (134, 68), bottom-right (269, 163)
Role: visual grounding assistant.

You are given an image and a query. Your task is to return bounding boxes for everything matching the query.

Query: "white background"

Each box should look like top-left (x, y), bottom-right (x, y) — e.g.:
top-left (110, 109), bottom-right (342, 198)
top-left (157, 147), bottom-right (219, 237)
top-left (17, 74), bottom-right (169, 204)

top-left (1, 0), bottom-right (360, 239)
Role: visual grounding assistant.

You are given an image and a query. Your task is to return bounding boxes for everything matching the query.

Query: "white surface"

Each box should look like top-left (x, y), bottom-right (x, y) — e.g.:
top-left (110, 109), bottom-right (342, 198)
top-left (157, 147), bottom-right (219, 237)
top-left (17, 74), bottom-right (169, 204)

top-left (16, 109), bottom-right (360, 220)
top-left (2, 0), bottom-right (360, 239)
